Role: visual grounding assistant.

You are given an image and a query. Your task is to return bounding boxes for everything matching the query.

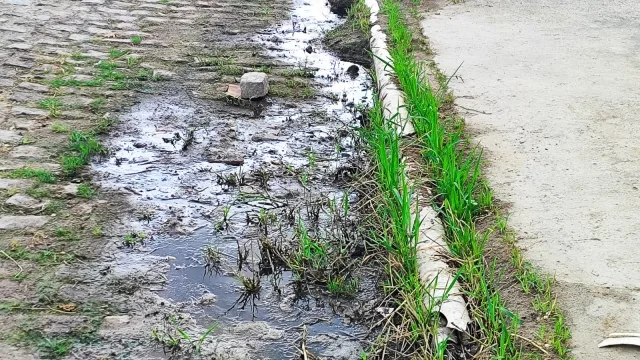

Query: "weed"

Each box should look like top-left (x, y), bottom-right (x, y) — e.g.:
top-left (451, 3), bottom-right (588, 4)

top-left (43, 201), bottom-right (64, 215)
top-left (77, 183), bottom-right (96, 199)
top-left (214, 206), bottom-right (231, 231)
top-left (347, 0), bottom-right (371, 34)
top-left (26, 184), bottom-right (51, 199)
top-left (281, 68), bottom-right (315, 78)
top-left (151, 317), bottom-right (216, 356)
top-left (126, 56), bottom-right (139, 67)
top-left (5, 168), bottom-right (55, 184)
top-left (61, 130), bottom-right (105, 176)
top-left (130, 35), bottom-right (142, 45)
top-left (123, 232), bottom-right (146, 247)
top-left (218, 65), bottom-right (244, 75)
top-left (251, 168), bottom-right (271, 189)
top-left (70, 51), bottom-right (86, 61)
top-left (258, 65), bottom-right (272, 73)
top-left (55, 227), bottom-right (77, 241)
top-left (93, 116), bottom-right (115, 134)
top-left (51, 122), bottom-right (70, 133)
top-left (202, 244), bottom-right (223, 276)
top-left (50, 78), bottom-right (103, 88)
top-left (38, 97), bottom-right (63, 117)
top-left (89, 97), bottom-right (106, 113)
top-left (38, 337), bottom-right (74, 358)
top-left (327, 275), bottom-right (358, 297)
top-left (91, 226), bottom-right (104, 237)
top-left (108, 48), bottom-right (129, 59)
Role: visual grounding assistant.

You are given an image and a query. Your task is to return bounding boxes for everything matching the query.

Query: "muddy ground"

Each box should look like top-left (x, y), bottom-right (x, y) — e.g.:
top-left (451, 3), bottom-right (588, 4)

top-left (419, 0), bottom-right (640, 359)
top-left (0, 0), bottom-right (390, 359)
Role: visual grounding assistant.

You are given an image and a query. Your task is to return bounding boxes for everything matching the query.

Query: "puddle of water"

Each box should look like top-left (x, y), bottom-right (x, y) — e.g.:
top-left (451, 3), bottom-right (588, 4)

top-left (95, 0), bottom-right (375, 357)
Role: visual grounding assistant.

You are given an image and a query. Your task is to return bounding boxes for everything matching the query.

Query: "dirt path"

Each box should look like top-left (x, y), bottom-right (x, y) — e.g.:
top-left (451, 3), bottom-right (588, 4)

top-left (419, 0), bottom-right (640, 358)
top-left (0, 0), bottom-right (380, 358)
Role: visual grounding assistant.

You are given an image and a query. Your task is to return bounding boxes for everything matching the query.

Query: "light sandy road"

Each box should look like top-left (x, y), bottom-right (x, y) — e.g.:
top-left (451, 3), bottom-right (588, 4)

top-left (421, 0), bottom-right (640, 358)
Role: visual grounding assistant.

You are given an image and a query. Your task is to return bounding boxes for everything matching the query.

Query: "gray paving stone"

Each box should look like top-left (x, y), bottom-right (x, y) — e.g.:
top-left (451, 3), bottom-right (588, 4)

top-left (0, 215), bottom-right (48, 230)
top-left (0, 130), bottom-right (23, 143)
top-left (9, 146), bottom-right (49, 159)
top-left (17, 82), bottom-right (49, 93)
top-left (13, 119), bottom-right (44, 131)
top-left (111, 15), bottom-right (137, 22)
top-left (0, 78), bottom-right (13, 87)
top-left (10, 107), bottom-right (47, 117)
top-left (5, 194), bottom-right (42, 210)
top-left (82, 0), bottom-right (105, 4)
top-left (0, 25), bottom-right (29, 33)
top-left (9, 91), bottom-right (46, 103)
top-left (0, 179), bottom-right (33, 189)
top-left (5, 43), bottom-right (32, 50)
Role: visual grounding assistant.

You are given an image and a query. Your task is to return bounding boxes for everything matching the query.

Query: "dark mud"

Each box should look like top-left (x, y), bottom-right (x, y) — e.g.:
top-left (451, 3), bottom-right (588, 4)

top-left (91, 0), bottom-right (385, 358)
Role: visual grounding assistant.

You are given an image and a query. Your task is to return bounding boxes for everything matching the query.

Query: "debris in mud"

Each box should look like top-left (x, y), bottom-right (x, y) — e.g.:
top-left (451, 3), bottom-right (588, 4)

top-left (327, 0), bottom-right (355, 16)
top-left (240, 72), bottom-right (269, 99)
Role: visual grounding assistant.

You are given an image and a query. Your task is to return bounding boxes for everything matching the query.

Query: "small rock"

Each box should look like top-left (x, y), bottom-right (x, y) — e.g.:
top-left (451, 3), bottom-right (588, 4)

top-left (60, 183), bottom-right (79, 197)
top-left (133, 142), bottom-right (147, 148)
top-left (198, 292), bottom-right (217, 305)
top-left (239, 72), bottom-right (269, 99)
top-left (251, 134), bottom-right (283, 142)
top-left (0, 215), bottom-right (48, 230)
top-left (346, 64), bottom-right (359, 79)
top-left (5, 194), bottom-right (42, 210)
top-left (305, 45), bottom-right (313, 53)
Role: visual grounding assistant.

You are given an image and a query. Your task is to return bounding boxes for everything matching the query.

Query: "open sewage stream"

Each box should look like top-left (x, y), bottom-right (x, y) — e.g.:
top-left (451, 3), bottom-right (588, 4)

top-left (93, 0), bottom-right (382, 358)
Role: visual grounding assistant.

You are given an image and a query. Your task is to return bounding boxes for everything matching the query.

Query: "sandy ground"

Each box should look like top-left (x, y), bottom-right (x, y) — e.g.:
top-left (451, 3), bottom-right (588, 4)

top-left (420, 0), bottom-right (640, 358)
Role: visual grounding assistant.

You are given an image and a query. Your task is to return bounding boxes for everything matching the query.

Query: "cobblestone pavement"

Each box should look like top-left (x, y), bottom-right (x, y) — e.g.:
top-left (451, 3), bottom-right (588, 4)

top-left (0, 0), bottom-right (294, 358)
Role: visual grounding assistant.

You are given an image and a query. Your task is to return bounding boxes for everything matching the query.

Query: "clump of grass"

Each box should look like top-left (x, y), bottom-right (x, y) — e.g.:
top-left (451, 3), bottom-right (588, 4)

top-left (89, 98), bottom-right (106, 113)
top-left (55, 227), bottom-right (77, 241)
top-left (50, 78), bottom-right (103, 88)
top-left (43, 200), bottom-right (64, 215)
top-left (218, 65), bottom-right (244, 75)
top-left (38, 97), bottom-right (63, 118)
top-left (130, 35), bottom-right (142, 45)
top-left (327, 275), bottom-right (358, 297)
top-left (91, 226), bottom-right (104, 237)
top-left (347, 0), bottom-right (371, 34)
top-left (77, 183), bottom-right (96, 199)
top-left (61, 130), bottom-right (104, 176)
top-left (70, 51), bottom-right (86, 61)
top-left (108, 48), bottom-right (129, 59)
top-left (26, 183), bottom-right (51, 199)
top-left (123, 232), bottom-right (146, 247)
top-left (51, 122), bottom-right (70, 133)
top-left (5, 168), bottom-right (55, 184)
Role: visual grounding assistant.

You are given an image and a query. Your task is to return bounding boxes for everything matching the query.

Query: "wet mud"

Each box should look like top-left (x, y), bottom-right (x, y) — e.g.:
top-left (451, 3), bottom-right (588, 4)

top-left (92, 0), bottom-right (383, 358)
